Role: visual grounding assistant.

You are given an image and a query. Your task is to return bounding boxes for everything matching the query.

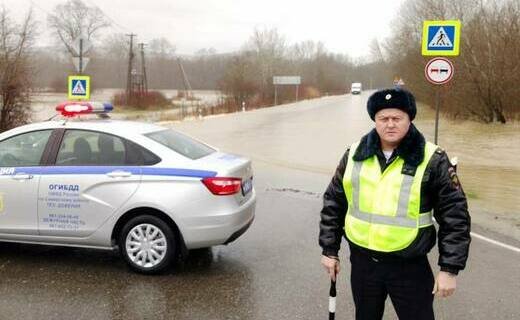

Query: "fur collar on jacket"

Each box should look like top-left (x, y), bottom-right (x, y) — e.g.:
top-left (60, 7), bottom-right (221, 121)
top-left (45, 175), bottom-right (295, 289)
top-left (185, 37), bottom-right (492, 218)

top-left (352, 123), bottom-right (426, 167)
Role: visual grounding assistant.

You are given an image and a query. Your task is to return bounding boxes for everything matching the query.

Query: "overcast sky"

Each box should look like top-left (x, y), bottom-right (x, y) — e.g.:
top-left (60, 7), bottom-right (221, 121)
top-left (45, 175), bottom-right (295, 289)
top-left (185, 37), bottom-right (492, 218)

top-left (5, 0), bottom-right (405, 58)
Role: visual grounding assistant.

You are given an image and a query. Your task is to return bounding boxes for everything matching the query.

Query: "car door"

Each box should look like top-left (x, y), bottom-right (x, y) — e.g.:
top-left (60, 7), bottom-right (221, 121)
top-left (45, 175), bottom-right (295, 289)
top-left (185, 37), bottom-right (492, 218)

top-left (0, 129), bottom-right (53, 235)
top-left (38, 129), bottom-right (142, 237)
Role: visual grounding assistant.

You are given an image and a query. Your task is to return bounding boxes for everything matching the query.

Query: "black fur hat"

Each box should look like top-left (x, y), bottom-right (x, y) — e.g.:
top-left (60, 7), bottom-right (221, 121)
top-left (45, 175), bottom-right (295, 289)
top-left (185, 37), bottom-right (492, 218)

top-left (367, 88), bottom-right (416, 121)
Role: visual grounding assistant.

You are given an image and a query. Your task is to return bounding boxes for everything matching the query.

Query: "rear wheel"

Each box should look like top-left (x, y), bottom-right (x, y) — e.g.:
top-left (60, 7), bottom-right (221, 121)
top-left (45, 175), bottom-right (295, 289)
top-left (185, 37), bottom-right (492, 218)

top-left (119, 215), bottom-right (176, 274)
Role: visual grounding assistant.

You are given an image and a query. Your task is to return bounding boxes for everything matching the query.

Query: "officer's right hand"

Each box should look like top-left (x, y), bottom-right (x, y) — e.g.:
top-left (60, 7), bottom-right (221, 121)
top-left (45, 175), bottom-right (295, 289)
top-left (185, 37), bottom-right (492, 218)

top-left (321, 255), bottom-right (340, 281)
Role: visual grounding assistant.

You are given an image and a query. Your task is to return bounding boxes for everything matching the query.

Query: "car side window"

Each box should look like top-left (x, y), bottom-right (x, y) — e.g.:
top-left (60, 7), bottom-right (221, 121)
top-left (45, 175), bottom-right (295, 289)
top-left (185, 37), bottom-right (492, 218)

top-left (126, 140), bottom-right (161, 165)
top-left (56, 130), bottom-right (127, 166)
top-left (0, 130), bottom-right (52, 167)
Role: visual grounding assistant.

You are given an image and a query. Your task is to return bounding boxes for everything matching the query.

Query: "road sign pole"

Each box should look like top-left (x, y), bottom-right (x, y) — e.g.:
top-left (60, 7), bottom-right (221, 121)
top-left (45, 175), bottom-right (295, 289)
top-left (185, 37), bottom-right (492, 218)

top-left (434, 87), bottom-right (441, 144)
top-left (422, 21), bottom-right (460, 144)
top-left (79, 39), bottom-right (83, 75)
top-left (295, 85), bottom-right (299, 102)
top-left (274, 85), bottom-right (278, 106)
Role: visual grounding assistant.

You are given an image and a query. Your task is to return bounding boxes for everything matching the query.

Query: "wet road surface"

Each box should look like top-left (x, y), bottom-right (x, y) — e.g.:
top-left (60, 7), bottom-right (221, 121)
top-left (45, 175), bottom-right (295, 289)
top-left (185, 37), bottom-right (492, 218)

top-left (1, 94), bottom-right (519, 319)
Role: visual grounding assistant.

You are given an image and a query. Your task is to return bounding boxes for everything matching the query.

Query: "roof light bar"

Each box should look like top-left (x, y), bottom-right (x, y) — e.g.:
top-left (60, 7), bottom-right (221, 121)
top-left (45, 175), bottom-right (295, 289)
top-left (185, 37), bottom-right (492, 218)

top-left (56, 101), bottom-right (113, 117)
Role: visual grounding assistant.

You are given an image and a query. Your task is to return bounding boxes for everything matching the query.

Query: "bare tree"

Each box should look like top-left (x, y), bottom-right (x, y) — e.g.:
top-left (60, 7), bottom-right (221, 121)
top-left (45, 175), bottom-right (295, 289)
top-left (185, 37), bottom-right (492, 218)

top-left (385, 0), bottom-right (520, 123)
top-left (218, 52), bottom-right (258, 107)
top-left (0, 7), bottom-right (36, 132)
top-left (148, 37), bottom-right (176, 58)
top-left (244, 28), bottom-right (286, 101)
top-left (457, 0), bottom-right (520, 122)
top-left (47, 0), bottom-right (110, 55)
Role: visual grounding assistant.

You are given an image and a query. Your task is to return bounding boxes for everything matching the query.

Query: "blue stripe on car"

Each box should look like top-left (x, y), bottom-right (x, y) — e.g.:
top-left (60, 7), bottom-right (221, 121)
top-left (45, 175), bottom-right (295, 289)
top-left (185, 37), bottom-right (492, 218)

top-left (140, 167), bottom-right (216, 178)
top-left (5, 166), bottom-right (217, 178)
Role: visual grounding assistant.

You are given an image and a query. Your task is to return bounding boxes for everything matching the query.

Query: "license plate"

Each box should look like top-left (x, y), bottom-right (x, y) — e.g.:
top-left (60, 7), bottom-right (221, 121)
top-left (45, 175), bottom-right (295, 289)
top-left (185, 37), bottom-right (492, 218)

top-left (241, 177), bottom-right (253, 195)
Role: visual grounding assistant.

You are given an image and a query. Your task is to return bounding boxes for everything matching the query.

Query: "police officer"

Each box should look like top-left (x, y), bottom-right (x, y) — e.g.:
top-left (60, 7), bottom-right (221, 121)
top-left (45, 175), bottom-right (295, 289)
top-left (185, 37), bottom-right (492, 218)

top-left (319, 88), bottom-right (471, 320)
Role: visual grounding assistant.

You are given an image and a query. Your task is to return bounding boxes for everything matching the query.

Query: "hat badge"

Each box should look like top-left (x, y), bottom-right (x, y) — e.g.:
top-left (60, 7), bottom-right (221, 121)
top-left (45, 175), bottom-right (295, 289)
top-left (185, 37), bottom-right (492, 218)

top-left (385, 94), bottom-right (392, 100)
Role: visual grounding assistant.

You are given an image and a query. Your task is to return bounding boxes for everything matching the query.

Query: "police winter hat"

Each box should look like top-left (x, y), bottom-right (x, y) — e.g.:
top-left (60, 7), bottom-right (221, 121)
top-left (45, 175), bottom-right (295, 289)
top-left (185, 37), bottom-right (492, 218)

top-left (367, 88), bottom-right (417, 121)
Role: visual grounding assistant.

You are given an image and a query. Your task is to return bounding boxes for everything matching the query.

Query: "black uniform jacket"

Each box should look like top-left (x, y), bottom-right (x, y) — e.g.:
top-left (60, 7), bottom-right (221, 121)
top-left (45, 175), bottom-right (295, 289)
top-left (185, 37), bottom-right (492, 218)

top-left (319, 124), bottom-right (471, 274)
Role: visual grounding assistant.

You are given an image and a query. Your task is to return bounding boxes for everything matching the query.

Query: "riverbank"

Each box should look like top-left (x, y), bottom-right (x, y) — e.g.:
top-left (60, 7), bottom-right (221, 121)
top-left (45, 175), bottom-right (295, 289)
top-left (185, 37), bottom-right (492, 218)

top-left (414, 103), bottom-right (520, 240)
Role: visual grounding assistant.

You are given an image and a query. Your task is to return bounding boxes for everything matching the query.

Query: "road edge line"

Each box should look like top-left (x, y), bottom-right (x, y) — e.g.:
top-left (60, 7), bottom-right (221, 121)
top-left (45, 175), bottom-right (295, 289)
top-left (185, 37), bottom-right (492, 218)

top-left (471, 231), bottom-right (520, 253)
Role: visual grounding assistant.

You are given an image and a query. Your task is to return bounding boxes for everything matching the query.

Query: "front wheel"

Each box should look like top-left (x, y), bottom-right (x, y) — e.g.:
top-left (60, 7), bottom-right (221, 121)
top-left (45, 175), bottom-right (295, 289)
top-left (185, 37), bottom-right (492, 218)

top-left (119, 215), bottom-right (176, 274)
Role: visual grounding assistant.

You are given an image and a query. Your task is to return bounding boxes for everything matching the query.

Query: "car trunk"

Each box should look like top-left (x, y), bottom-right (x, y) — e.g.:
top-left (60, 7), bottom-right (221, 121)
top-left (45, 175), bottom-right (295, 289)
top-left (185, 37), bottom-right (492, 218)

top-left (195, 152), bottom-right (254, 202)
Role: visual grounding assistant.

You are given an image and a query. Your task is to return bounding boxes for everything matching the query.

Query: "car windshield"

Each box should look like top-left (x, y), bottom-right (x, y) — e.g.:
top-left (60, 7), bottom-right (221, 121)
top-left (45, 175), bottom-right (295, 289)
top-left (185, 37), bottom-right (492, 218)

top-left (145, 129), bottom-right (216, 160)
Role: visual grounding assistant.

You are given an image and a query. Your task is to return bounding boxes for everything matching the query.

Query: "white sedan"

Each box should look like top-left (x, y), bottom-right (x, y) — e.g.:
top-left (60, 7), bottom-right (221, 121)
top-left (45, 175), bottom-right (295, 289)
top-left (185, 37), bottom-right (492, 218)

top-left (0, 102), bottom-right (256, 274)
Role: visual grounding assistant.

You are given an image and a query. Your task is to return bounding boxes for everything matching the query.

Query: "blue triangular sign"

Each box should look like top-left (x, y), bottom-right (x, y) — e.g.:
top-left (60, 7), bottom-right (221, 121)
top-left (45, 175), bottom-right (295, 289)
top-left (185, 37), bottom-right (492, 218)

top-left (72, 80), bottom-right (86, 95)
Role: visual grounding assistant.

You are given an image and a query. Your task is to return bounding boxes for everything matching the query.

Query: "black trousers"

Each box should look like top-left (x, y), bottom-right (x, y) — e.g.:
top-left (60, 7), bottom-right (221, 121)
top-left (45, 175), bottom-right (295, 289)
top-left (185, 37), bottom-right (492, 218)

top-left (349, 249), bottom-right (435, 320)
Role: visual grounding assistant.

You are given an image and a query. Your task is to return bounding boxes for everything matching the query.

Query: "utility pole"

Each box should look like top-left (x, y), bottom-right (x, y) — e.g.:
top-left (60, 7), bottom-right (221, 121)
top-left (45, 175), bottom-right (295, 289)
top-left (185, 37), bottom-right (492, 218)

top-left (126, 33), bottom-right (136, 100)
top-left (139, 43), bottom-right (148, 94)
top-left (177, 58), bottom-right (192, 118)
top-left (177, 58), bottom-right (192, 95)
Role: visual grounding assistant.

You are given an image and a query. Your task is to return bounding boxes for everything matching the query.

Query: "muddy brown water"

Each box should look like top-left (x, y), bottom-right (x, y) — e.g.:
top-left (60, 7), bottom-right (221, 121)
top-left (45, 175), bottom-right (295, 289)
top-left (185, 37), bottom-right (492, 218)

top-left (414, 105), bottom-right (520, 239)
top-left (167, 94), bottom-right (520, 241)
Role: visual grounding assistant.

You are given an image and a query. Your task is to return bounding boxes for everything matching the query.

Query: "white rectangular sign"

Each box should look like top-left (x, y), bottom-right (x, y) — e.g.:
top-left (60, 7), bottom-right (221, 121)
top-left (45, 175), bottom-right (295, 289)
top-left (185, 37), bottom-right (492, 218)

top-left (72, 57), bottom-right (90, 73)
top-left (273, 76), bottom-right (301, 85)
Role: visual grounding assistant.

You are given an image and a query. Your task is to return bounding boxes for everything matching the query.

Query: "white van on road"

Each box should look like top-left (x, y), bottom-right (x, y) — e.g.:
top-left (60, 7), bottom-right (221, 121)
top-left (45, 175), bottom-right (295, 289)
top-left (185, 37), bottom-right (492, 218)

top-left (351, 82), bottom-right (362, 94)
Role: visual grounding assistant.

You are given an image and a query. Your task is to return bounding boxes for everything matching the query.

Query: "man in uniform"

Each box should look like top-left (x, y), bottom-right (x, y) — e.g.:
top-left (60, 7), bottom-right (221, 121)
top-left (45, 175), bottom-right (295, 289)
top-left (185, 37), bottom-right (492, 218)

top-left (319, 88), bottom-right (471, 320)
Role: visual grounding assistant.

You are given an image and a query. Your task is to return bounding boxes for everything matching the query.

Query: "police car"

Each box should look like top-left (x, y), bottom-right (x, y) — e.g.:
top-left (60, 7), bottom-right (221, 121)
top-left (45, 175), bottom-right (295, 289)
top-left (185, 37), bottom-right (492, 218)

top-left (0, 102), bottom-right (256, 274)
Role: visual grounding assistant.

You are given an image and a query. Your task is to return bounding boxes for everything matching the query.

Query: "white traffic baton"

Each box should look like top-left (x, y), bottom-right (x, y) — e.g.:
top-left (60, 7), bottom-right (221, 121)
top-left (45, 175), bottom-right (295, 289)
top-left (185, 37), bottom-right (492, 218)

top-left (329, 277), bottom-right (336, 320)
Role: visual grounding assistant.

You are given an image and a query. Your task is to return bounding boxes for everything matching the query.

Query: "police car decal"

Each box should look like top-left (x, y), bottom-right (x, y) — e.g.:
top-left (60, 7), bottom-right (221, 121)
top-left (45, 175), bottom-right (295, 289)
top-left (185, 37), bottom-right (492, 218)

top-left (0, 167), bottom-right (15, 175)
top-left (41, 213), bottom-right (85, 231)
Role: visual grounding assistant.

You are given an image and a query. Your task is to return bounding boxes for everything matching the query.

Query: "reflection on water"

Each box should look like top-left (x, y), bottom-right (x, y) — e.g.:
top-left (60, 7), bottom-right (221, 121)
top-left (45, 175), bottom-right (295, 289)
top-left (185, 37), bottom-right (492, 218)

top-left (0, 244), bottom-right (254, 320)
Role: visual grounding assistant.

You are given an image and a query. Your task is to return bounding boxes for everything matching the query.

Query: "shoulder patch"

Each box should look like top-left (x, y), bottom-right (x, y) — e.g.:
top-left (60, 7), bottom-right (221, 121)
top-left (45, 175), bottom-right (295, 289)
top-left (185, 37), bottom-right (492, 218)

top-left (448, 166), bottom-right (461, 190)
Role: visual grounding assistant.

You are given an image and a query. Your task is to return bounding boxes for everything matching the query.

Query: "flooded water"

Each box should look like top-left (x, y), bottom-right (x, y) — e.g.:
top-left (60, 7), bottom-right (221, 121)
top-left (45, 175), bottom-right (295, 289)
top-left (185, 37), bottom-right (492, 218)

top-left (414, 107), bottom-right (520, 238)
top-left (30, 89), bottom-right (222, 122)
top-left (168, 93), bottom-right (520, 240)
top-left (26, 91), bottom-right (520, 239)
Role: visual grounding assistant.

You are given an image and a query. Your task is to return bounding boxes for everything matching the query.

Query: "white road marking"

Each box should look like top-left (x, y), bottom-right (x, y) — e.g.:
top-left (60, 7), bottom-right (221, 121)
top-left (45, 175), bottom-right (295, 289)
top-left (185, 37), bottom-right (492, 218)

top-left (471, 232), bottom-right (520, 253)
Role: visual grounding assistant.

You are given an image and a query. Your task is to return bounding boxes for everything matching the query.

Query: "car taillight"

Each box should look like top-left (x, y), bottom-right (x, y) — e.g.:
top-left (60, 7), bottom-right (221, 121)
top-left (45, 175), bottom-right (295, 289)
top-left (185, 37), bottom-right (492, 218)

top-left (202, 177), bottom-right (242, 195)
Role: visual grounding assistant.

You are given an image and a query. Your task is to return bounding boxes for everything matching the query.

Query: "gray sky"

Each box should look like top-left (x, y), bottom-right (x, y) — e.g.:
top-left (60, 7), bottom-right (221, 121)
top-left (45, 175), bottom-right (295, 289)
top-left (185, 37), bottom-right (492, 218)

top-left (5, 0), bottom-right (405, 58)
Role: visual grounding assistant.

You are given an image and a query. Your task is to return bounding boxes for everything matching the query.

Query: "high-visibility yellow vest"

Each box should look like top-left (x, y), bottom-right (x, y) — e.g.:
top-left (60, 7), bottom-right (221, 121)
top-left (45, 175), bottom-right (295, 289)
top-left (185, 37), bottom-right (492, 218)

top-left (343, 141), bottom-right (437, 252)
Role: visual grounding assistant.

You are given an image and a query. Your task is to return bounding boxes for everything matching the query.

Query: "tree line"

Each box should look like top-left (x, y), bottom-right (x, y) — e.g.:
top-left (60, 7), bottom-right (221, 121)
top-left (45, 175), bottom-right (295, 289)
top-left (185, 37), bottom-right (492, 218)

top-left (384, 0), bottom-right (519, 123)
top-left (1, 0), bottom-right (518, 132)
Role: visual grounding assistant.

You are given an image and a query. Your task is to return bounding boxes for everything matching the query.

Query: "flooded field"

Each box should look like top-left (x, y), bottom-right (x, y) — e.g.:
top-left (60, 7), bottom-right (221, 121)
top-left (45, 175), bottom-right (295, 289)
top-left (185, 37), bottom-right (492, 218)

top-left (168, 95), bottom-right (520, 241)
top-left (30, 89), bottom-right (222, 122)
top-left (414, 104), bottom-right (520, 239)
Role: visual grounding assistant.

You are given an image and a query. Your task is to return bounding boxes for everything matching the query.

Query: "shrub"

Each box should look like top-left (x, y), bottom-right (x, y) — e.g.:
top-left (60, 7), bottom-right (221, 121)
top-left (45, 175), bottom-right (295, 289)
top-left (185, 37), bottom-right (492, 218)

top-left (111, 90), bottom-right (171, 109)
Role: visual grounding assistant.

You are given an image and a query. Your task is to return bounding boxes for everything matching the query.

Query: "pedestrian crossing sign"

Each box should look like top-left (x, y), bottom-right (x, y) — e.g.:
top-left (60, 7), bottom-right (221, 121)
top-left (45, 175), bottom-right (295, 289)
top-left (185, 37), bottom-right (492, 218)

top-left (422, 20), bottom-right (461, 56)
top-left (68, 75), bottom-right (90, 100)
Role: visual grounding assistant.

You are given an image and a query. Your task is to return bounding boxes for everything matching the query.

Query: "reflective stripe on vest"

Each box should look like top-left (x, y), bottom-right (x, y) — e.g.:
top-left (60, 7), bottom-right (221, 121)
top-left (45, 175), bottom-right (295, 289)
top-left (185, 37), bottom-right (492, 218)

top-left (343, 141), bottom-right (437, 252)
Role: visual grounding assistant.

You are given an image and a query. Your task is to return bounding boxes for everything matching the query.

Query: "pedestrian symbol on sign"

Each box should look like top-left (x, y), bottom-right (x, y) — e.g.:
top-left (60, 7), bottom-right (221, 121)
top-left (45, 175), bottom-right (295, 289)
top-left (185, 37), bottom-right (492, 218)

top-left (72, 80), bottom-right (87, 95)
top-left (68, 75), bottom-right (90, 100)
top-left (422, 20), bottom-right (461, 56)
top-left (428, 27), bottom-right (453, 48)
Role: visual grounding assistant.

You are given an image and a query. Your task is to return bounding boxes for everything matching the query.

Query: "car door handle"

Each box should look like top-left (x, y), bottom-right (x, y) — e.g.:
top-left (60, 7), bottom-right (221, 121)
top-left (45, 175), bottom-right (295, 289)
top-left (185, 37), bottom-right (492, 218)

top-left (11, 174), bottom-right (33, 180)
top-left (106, 171), bottom-right (132, 178)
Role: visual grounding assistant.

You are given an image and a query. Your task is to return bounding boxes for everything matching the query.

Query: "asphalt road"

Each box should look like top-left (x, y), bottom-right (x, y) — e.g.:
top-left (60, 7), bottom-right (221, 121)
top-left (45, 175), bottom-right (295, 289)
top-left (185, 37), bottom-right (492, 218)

top-left (0, 93), bottom-right (518, 319)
